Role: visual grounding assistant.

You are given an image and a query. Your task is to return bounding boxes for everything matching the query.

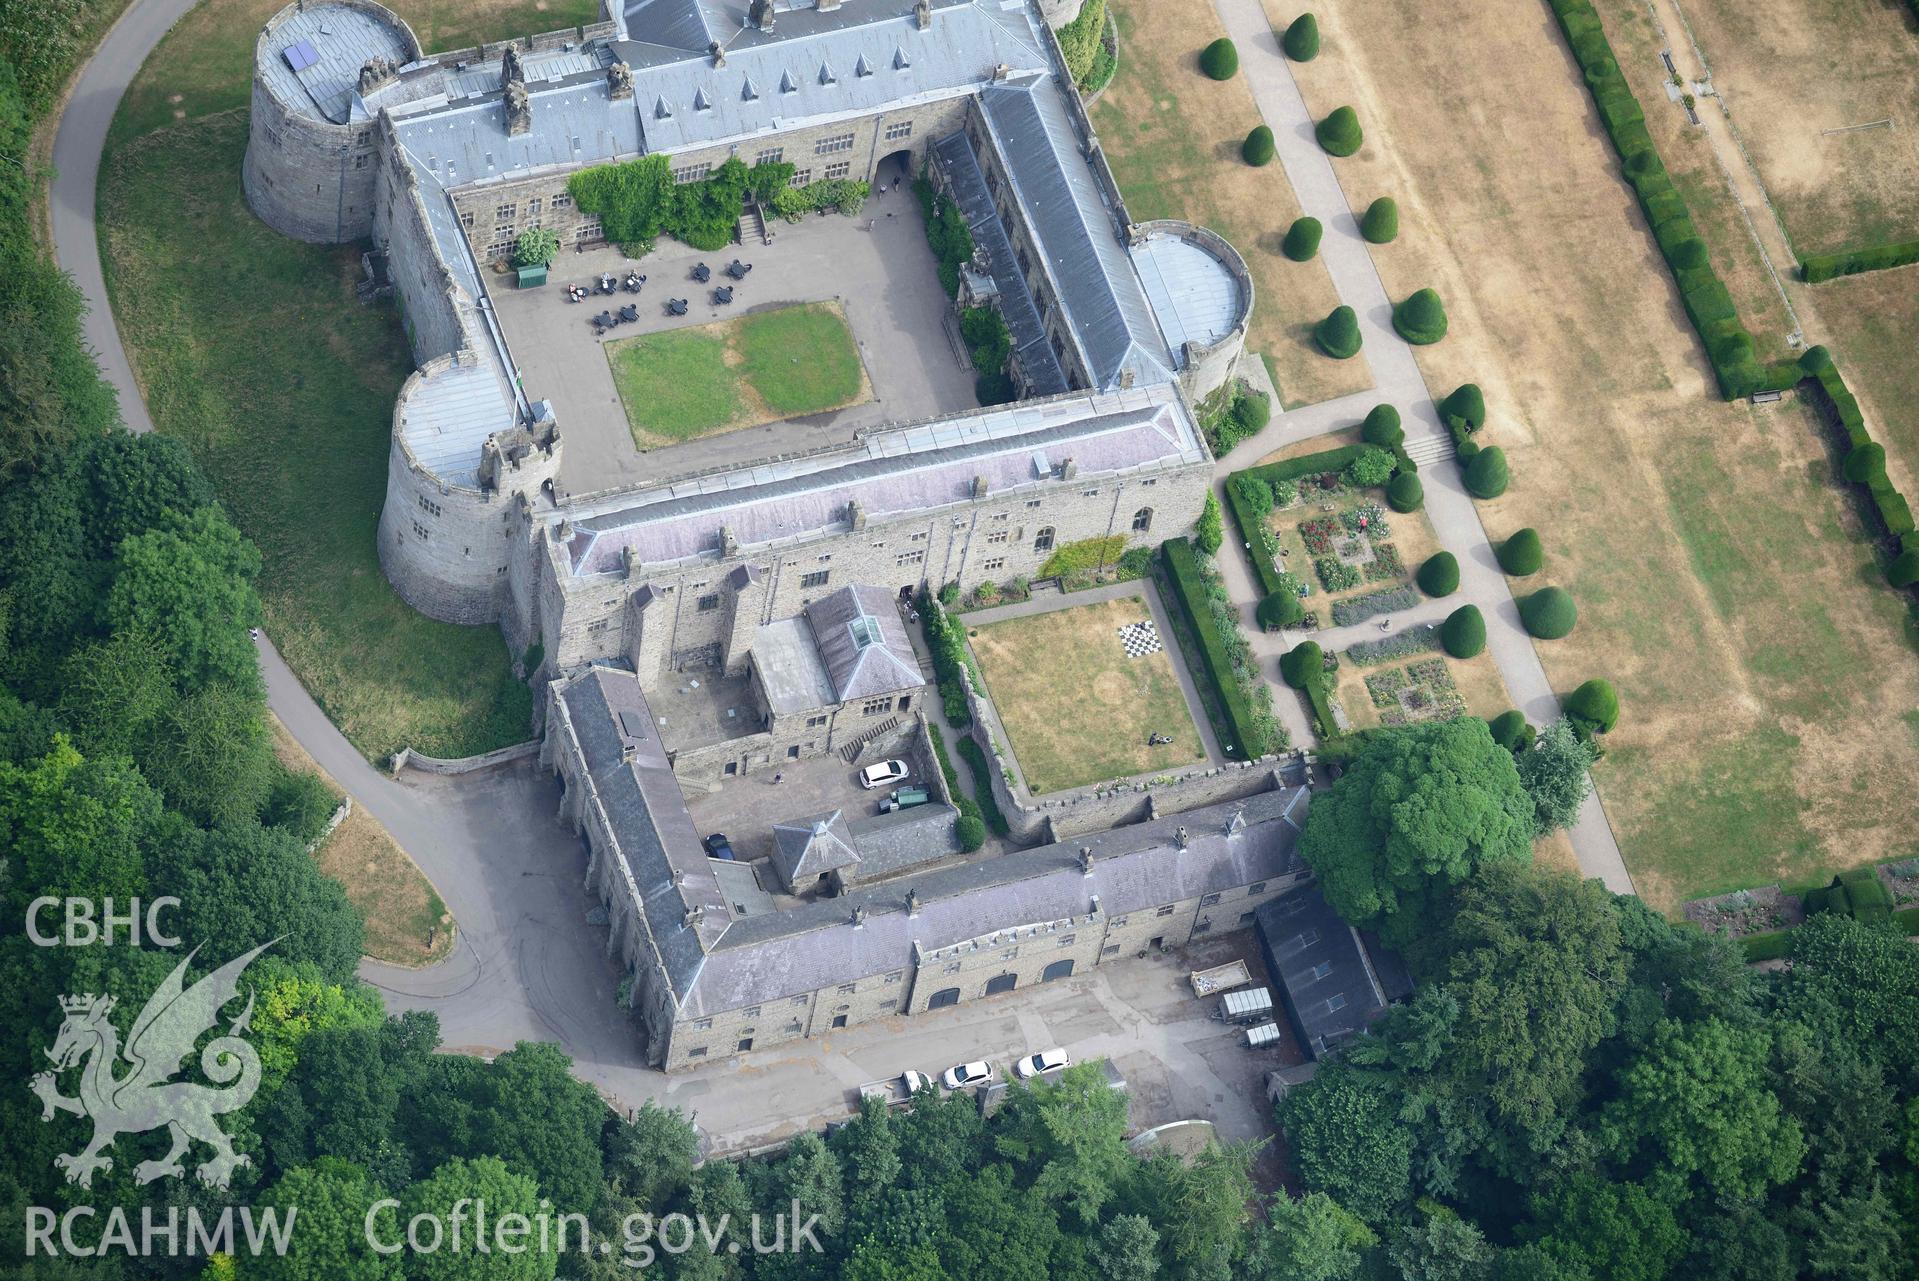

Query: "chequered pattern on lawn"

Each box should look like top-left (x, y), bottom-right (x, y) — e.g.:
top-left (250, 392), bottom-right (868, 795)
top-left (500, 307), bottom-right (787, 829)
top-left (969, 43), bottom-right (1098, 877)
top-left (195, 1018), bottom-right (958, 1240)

top-left (1117, 620), bottom-right (1162, 659)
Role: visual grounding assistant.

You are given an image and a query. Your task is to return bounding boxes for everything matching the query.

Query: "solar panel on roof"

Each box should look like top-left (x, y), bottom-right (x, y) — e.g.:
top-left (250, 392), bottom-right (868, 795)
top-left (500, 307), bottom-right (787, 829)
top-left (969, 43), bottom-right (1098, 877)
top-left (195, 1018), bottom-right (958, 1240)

top-left (283, 39), bottom-right (320, 72)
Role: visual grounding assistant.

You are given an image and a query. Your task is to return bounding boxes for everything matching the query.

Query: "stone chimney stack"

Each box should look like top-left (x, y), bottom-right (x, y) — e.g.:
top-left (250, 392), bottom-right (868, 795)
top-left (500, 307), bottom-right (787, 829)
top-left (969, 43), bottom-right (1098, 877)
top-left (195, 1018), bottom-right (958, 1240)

top-left (708, 40), bottom-right (726, 68)
top-left (749, 0), bottom-right (776, 31)
top-left (607, 60), bottom-right (634, 100)
top-left (847, 499), bottom-right (867, 531)
top-left (915, 0), bottom-right (932, 29)
top-left (358, 56), bottom-right (397, 94)
top-left (501, 47), bottom-right (530, 136)
top-left (501, 45), bottom-right (525, 89)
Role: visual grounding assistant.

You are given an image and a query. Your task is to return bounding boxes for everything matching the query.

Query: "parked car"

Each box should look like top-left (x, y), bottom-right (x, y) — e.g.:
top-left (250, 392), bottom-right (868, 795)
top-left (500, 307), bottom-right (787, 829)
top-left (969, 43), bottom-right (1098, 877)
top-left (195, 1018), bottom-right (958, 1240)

top-left (703, 833), bottom-right (737, 861)
top-left (941, 1060), bottom-right (994, 1090)
top-left (878, 786), bottom-right (931, 814)
top-left (1013, 1049), bottom-right (1070, 1079)
top-left (859, 759), bottom-right (911, 789)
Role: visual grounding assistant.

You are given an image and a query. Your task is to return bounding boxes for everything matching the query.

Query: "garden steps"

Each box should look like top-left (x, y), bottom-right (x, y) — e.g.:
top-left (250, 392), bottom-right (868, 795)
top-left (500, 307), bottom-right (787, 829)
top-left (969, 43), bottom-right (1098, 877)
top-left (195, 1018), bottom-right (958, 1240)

top-left (1401, 433), bottom-right (1454, 469)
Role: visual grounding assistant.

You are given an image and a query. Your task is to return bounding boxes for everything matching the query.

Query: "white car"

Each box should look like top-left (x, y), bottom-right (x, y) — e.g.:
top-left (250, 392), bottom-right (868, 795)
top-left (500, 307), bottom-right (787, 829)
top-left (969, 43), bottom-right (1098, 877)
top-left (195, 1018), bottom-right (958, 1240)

top-left (900, 1069), bottom-right (931, 1094)
top-left (859, 759), bottom-right (911, 789)
top-left (941, 1060), bottom-right (994, 1090)
top-left (1013, 1049), bottom-right (1070, 1079)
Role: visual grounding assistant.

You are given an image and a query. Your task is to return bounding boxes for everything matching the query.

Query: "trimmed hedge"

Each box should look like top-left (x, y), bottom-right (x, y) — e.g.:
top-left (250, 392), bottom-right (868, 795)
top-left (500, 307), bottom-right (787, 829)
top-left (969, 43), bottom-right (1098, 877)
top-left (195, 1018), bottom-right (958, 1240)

top-left (956, 736), bottom-right (1009, 837)
top-left (1738, 930), bottom-right (1796, 963)
top-left (1498, 527), bottom-right (1544, 576)
top-left (1520, 586), bottom-right (1578, 639)
top-left (1843, 441), bottom-right (1887, 485)
top-left (1386, 471), bottom-right (1424, 512)
top-left (1488, 709), bottom-right (1532, 752)
top-left (1804, 364), bottom-right (1919, 558)
top-left (1441, 605), bottom-right (1487, 658)
top-left (1805, 868), bottom-right (1893, 926)
top-left (1283, 12), bottom-right (1320, 61)
top-left (919, 592), bottom-right (974, 727)
top-left (1417, 551), bottom-right (1460, 597)
top-left (1890, 551), bottom-right (1919, 589)
top-left (1565, 677), bottom-right (1619, 733)
top-left (1392, 287), bottom-right (1448, 344)
top-left (1243, 125), bottom-right (1276, 166)
top-left (1160, 539), bottom-right (1268, 758)
top-left (1316, 105), bottom-right (1364, 156)
top-left (1200, 37), bottom-right (1238, 79)
top-left (1283, 216), bottom-right (1323, 261)
top-left (1463, 445), bottom-right (1510, 498)
top-left (1543, 0), bottom-right (1800, 401)
top-left (1257, 590), bottom-right (1305, 630)
top-left (1361, 403), bottom-right (1403, 448)
top-left (954, 814), bottom-right (987, 852)
top-left (1359, 197), bottom-right (1398, 244)
top-left (1316, 305), bottom-right (1362, 358)
top-left (1800, 239), bottom-right (1919, 283)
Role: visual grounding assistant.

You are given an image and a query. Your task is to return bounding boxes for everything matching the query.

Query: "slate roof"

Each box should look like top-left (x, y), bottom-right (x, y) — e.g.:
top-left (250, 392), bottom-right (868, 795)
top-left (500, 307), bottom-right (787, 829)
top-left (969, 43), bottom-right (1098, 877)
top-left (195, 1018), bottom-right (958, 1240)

top-left (260, 3), bottom-right (412, 125)
top-left (976, 74), bottom-right (1171, 391)
top-left (681, 784), bottom-right (1308, 1016)
top-left (846, 803), bottom-right (962, 879)
top-left (772, 809), bottom-right (863, 887)
top-left (1254, 889), bottom-right (1403, 1059)
top-left (561, 386), bottom-right (1203, 576)
top-left (389, 73), bottom-right (641, 190)
top-left (805, 584), bottom-right (923, 701)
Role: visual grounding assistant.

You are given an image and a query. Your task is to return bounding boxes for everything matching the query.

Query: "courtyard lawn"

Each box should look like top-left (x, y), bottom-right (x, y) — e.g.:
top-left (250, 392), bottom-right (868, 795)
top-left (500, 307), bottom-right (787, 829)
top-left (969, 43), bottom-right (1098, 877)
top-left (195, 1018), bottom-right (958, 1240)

top-left (272, 720), bottom-right (454, 967)
top-left (606, 302), bottom-right (869, 447)
top-left (99, 113), bottom-right (530, 760)
top-left (1281, 0), bottom-right (1919, 911)
top-left (969, 596), bottom-right (1206, 794)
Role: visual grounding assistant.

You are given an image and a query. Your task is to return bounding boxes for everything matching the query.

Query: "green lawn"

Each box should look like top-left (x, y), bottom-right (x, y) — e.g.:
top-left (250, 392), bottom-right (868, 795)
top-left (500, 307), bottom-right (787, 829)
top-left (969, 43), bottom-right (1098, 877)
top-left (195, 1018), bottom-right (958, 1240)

top-left (605, 302), bottom-right (868, 446)
top-left (99, 114), bottom-right (529, 760)
top-left (968, 596), bottom-right (1205, 793)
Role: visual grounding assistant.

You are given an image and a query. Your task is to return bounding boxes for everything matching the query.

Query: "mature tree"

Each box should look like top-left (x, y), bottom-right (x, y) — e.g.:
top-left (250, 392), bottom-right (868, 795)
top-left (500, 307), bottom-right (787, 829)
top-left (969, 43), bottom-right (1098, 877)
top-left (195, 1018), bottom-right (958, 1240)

top-left (933, 1163), bottom-right (1060, 1281)
top-left (995, 1062), bottom-right (1130, 1226)
top-left (1384, 1209), bottom-right (1492, 1281)
top-left (1296, 719), bottom-right (1534, 943)
top-left (1195, 494), bottom-right (1223, 555)
top-left (1249, 1192), bottom-right (1372, 1281)
top-left (137, 681), bottom-right (274, 827)
top-left (1123, 1142), bottom-right (1258, 1279)
top-left (1775, 913), bottom-right (1919, 1093)
top-left (104, 506), bottom-right (262, 694)
top-left (401, 1157), bottom-right (559, 1281)
top-left (1677, 1203), bottom-right (1793, 1281)
top-left (1601, 1017), bottom-right (1805, 1201)
top-left (1277, 1065), bottom-right (1412, 1224)
top-left (893, 1089), bottom-right (984, 1192)
top-left (54, 631), bottom-right (174, 756)
top-left (467, 1041), bottom-right (609, 1215)
top-left (1524, 1175), bottom-right (1682, 1281)
top-left (605, 1101), bottom-right (699, 1209)
top-left (1796, 1178), bottom-right (1907, 1280)
top-left (156, 819), bottom-right (363, 980)
top-left (1414, 864), bottom-right (1626, 1174)
top-left (0, 739), bottom-right (162, 916)
top-left (253, 1158), bottom-right (401, 1281)
top-left (1092, 1214), bottom-right (1160, 1281)
top-left (246, 956), bottom-right (385, 1088)
top-left (1514, 718), bottom-right (1595, 835)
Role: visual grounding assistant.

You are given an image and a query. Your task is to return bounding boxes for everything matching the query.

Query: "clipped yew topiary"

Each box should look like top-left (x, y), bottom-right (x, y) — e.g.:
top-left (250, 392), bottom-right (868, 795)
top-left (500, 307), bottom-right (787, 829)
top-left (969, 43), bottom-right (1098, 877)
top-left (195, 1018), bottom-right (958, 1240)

top-left (1464, 445), bottom-right (1510, 499)
top-left (1520, 586), bottom-right (1578, 639)
top-left (1799, 344), bottom-right (1833, 374)
top-left (1283, 216), bottom-right (1323, 261)
top-left (1843, 442), bottom-right (1887, 484)
top-left (1498, 527), bottom-right (1544, 576)
top-left (1386, 470), bottom-right (1424, 513)
top-left (1565, 678), bottom-right (1620, 734)
top-left (955, 814), bottom-right (988, 852)
top-left (1361, 403), bottom-right (1403, 448)
top-left (1488, 709), bottom-right (1532, 752)
top-left (1887, 551), bottom-right (1919, 588)
top-left (1441, 605), bottom-right (1486, 658)
top-left (1360, 197), bottom-right (1398, 244)
top-left (1243, 125), bottom-right (1276, 166)
top-left (1315, 305), bottom-right (1362, 358)
top-left (1440, 382), bottom-right (1486, 432)
top-left (1258, 589), bottom-right (1305, 630)
top-left (1416, 551), bottom-right (1459, 597)
top-left (1200, 37), bottom-right (1239, 80)
top-left (1393, 287), bottom-right (1448, 344)
top-left (1672, 238), bottom-right (1710, 270)
top-left (1315, 105), bottom-right (1364, 157)
top-left (1280, 640), bottom-right (1323, 689)
top-left (1283, 12), bottom-right (1320, 61)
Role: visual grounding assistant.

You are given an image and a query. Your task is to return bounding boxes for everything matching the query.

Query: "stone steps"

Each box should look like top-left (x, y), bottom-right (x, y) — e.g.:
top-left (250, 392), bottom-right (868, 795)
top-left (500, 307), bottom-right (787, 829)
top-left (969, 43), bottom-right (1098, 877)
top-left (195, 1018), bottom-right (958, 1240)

top-left (1402, 433), bottom-right (1454, 469)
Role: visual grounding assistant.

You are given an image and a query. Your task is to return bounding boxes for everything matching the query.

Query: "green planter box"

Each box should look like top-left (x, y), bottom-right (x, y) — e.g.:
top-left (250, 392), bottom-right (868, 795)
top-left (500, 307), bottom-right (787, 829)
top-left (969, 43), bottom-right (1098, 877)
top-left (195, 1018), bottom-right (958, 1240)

top-left (516, 264), bottom-right (548, 288)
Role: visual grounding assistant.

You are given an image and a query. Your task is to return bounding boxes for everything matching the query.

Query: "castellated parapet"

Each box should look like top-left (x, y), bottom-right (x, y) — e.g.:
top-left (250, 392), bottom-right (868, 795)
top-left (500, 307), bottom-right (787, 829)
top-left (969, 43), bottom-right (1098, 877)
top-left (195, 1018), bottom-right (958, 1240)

top-left (243, 0), bottom-right (421, 243)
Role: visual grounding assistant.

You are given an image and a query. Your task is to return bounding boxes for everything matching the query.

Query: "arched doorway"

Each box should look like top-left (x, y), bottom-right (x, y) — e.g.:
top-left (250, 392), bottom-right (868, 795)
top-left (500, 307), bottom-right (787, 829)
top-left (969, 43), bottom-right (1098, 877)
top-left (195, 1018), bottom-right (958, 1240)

top-left (984, 972), bottom-right (1017, 996)
top-left (1041, 958), bottom-right (1074, 983)
top-left (876, 147), bottom-right (914, 192)
top-left (928, 987), bottom-right (960, 1010)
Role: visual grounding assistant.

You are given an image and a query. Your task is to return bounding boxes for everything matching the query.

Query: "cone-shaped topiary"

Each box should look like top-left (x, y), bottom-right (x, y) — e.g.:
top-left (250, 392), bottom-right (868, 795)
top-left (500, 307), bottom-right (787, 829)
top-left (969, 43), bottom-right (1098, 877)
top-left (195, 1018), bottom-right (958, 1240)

top-left (1417, 551), bottom-right (1459, 597)
top-left (1888, 551), bottom-right (1919, 588)
top-left (1282, 216), bottom-right (1322, 261)
top-left (1800, 344), bottom-right (1833, 374)
top-left (1315, 305), bottom-right (1362, 358)
top-left (1672, 238), bottom-right (1710, 270)
top-left (1497, 527), bottom-right (1544, 576)
top-left (1360, 197), bottom-right (1398, 244)
top-left (1386, 470), bottom-right (1424, 512)
top-left (1487, 709), bottom-right (1532, 752)
top-left (1440, 382), bottom-right (1486, 432)
top-left (1441, 605), bottom-right (1486, 658)
top-left (1200, 37), bottom-right (1238, 79)
top-left (1565, 678), bottom-right (1620, 733)
top-left (1520, 586), bottom-right (1578, 639)
top-left (1280, 640), bottom-right (1322, 689)
top-left (1283, 12), bottom-right (1320, 61)
top-left (1315, 105), bottom-right (1364, 156)
top-left (1843, 442), bottom-right (1887, 484)
top-left (1464, 445), bottom-right (1510, 499)
top-left (1361, 403), bottom-right (1403, 448)
top-left (1257, 589), bottom-right (1305, 631)
top-left (1393, 287), bottom-right (1448, 344)
top-left (1243, 125), bottom-right (1276, 166)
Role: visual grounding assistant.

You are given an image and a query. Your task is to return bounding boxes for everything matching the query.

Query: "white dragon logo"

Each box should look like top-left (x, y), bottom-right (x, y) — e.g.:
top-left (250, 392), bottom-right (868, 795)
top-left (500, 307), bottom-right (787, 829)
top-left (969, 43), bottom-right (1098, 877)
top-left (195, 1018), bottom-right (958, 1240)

top-left (30, 942), bottom-right (272, 1190)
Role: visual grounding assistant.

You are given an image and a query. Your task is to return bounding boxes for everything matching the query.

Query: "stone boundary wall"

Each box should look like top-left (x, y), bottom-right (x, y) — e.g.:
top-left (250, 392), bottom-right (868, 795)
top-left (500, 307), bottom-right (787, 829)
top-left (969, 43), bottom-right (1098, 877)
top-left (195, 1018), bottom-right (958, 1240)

top-left (304, 799), bottom-right (353, 853)
top-left (391, 739), bottom-right (540, 774)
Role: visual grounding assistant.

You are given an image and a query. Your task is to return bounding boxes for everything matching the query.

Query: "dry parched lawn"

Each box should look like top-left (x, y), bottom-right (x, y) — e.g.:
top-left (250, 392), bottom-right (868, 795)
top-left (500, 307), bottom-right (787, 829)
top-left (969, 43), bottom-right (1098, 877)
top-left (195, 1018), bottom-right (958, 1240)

top-left (1817, 271), bottom-right (1919, 498)
top-left (970, 596), bottom-right (1206, 794)
top-left (1093, 0), bottom-right (1367, 408)
top-left (270, 720), bottom-right (455, 967)
top-left (1285, 0), bottom-right (1919, 911)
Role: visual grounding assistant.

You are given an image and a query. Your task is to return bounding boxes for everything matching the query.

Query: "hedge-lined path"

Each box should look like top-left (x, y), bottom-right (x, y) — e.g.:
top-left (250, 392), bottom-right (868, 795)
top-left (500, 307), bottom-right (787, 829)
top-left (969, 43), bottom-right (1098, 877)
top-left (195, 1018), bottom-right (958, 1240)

top-left (1208, 0), bottom-right (1635, 894)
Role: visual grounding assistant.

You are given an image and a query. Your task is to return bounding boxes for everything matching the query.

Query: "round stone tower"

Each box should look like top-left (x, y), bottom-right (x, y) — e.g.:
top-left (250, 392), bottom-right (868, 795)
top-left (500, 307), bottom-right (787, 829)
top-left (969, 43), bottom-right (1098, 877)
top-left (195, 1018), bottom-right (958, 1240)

top-left (243, 0), bottom-right (420, 243)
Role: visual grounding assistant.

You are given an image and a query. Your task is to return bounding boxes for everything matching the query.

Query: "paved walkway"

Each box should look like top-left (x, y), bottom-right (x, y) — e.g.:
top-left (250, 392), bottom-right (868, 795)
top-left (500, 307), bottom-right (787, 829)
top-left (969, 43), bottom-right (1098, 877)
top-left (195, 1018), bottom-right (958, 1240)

top-left (1207, 0), bottom-right (1634, 894)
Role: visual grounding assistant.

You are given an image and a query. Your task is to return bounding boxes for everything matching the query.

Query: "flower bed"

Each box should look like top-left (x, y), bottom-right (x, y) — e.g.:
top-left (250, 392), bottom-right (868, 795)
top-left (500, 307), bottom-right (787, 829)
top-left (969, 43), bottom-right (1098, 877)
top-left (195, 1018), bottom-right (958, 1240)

top-left (1330, 585), bottom-right (1420, 627)
top-left (1363, 657), bottom-right (1465, 727)
top-left (1364, 666), bottom-right (1410, 708)
top-left (1299, 516), bottom-right (1340, 556)
top-left (1344, 627), bottom-right (1443, 666)
top-left (1341, 503), bottom-right (1389, 537)
top-left (1881, 857), bottom-right (1919, 908)
top-left (1314, 556), bottom-right (1361, 592)
top-left (1682, 885), bottom-right (1802, 940)
top-left (1362, 541), bottom-right (1405, 583)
